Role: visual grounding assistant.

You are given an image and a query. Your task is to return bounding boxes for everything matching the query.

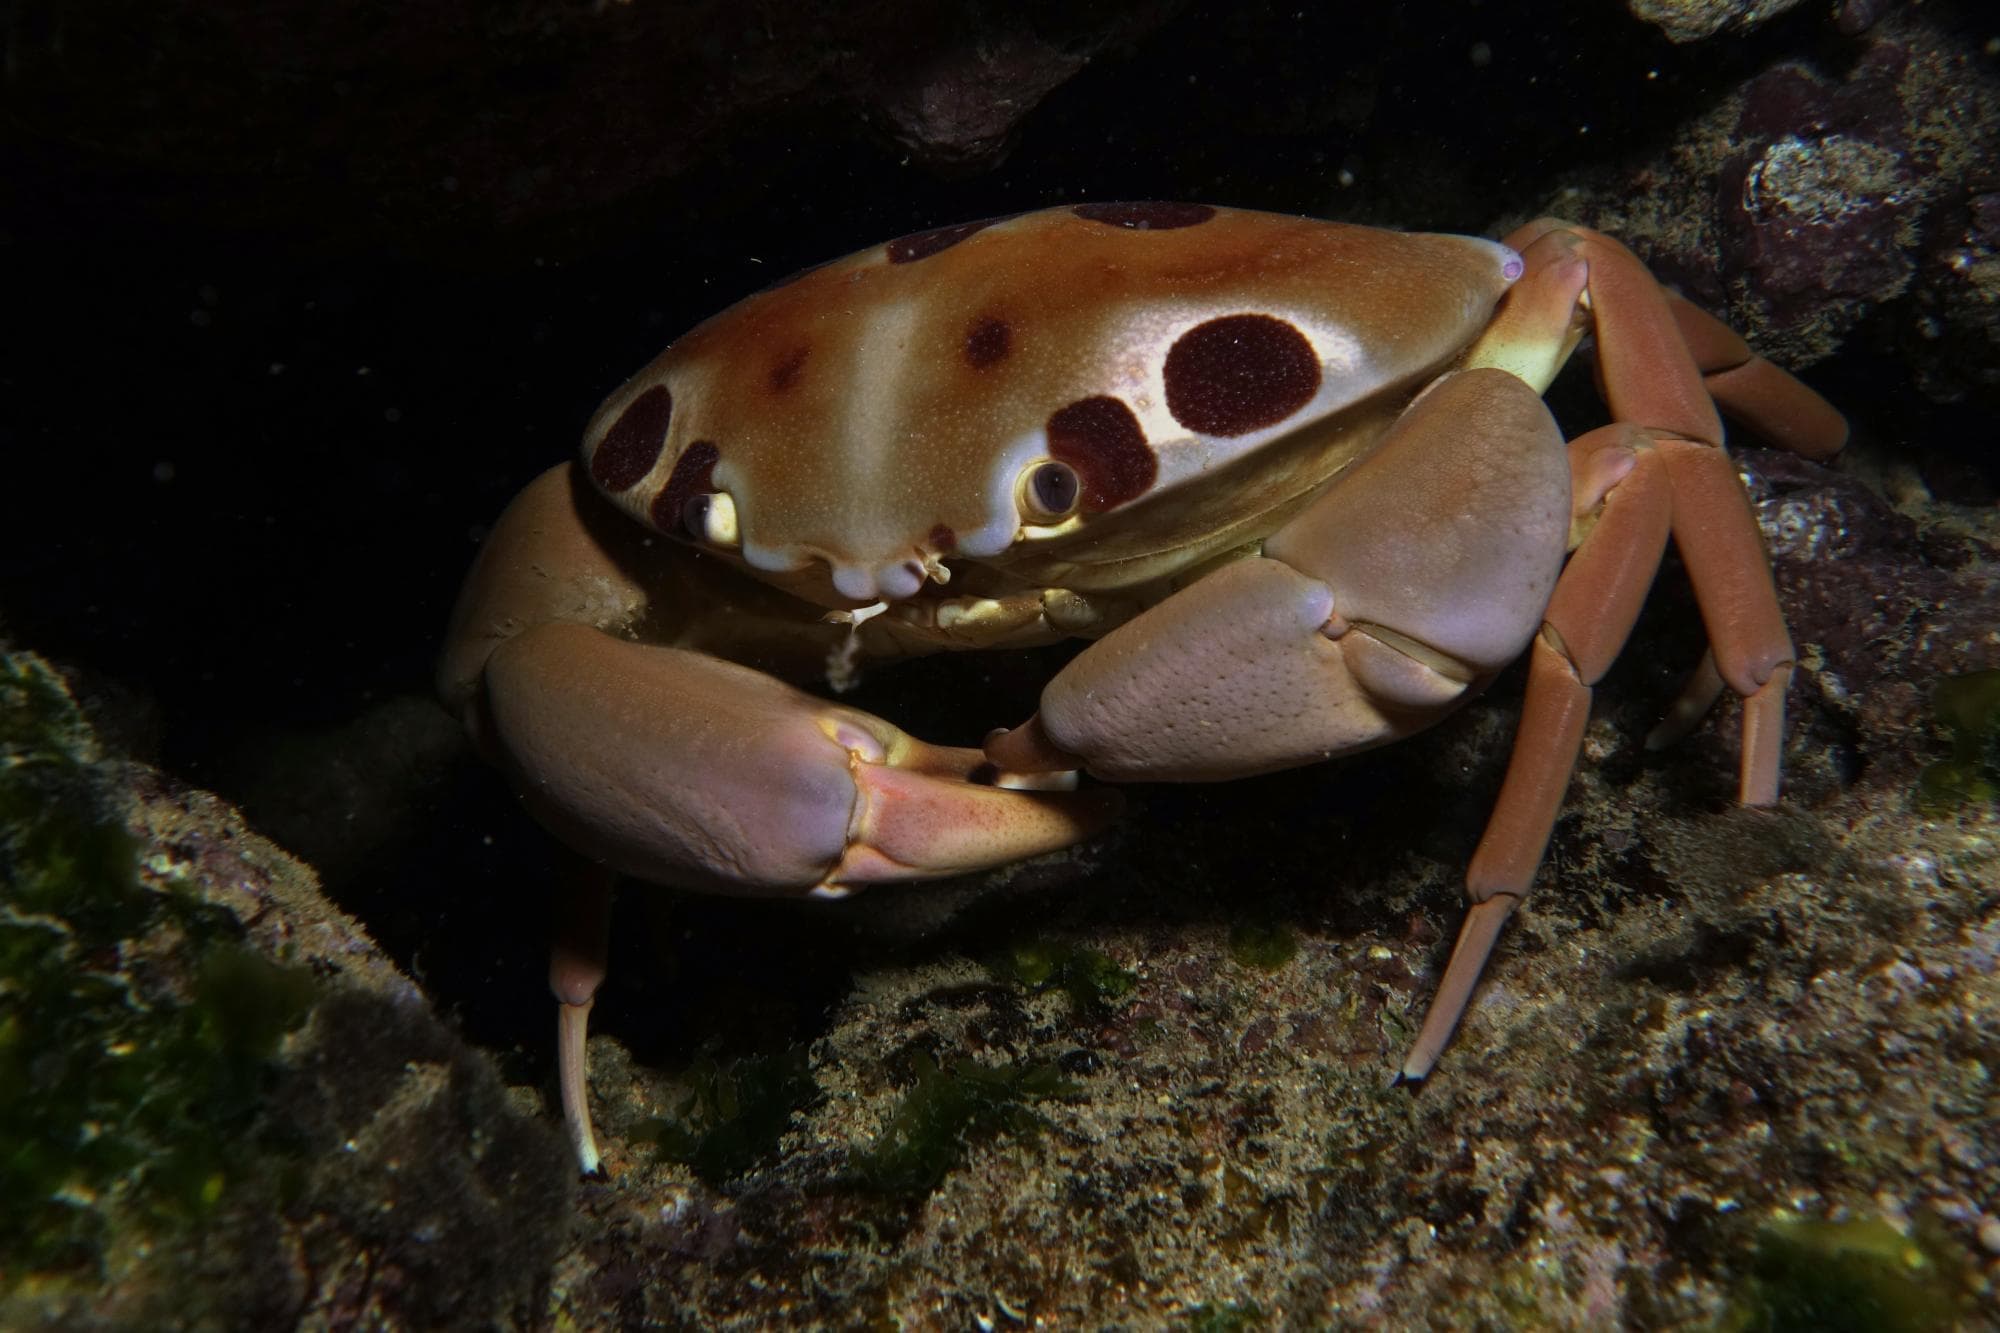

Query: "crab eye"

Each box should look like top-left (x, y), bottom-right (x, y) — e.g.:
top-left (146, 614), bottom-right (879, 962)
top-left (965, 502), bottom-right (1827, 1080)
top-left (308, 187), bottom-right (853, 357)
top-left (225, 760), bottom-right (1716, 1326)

top-left (681, 494), bottom-right (712, 539)
top-left (680, 491), bottom-right (740, 547)
top-left (1021, 460), bottom-right (1081, 522)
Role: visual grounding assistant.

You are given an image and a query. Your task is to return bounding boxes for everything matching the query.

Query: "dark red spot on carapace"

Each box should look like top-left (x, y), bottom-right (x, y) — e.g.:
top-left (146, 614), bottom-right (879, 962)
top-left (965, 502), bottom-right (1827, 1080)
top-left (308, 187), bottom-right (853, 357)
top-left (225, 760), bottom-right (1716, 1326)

top-left (651, 440), bottom-right (720, 533)
top-left (927, 523), bottom-right (957, 552)
top-left (886, 218), bottom-right (998, 264)
top-left (1046, 396), bottom-right (1156, 513)
top-left (963, 316), bottom-right (1011, 369)
top-left (769, 345), bottom-right (809, 393)
top-left (591, 385), bottom-right (673, 492)
top-left (1163, 313), bottom-right (1321, 438)
top-left (1072, 201), bottom-right (1217, 230)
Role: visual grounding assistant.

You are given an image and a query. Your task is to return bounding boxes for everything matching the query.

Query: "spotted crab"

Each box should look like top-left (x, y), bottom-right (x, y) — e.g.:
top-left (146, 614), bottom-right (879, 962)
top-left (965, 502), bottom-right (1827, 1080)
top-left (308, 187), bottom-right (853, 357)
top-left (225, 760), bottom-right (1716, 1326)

top-left (437, 202), bottom-right (1846, 1173)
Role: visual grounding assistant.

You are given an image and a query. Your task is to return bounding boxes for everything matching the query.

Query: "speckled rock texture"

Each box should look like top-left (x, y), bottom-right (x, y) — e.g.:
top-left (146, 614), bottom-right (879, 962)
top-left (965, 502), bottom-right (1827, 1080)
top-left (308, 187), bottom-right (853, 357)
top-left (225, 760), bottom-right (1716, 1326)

top-left (0, 653), bottom-right (572, 1330)
top-left (1556, 15), bottom-right (2000, 379)
top-left (1629, 0), bottom-right (1916, 43)
top-left (1628, 0), bottom-right (1813, 45)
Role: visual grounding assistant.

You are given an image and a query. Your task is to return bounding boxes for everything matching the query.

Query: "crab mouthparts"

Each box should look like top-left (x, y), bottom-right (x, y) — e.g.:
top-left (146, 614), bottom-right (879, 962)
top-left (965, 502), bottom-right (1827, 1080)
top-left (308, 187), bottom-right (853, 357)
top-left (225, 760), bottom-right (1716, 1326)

top-left (828, 549), bottom-right (954, 603)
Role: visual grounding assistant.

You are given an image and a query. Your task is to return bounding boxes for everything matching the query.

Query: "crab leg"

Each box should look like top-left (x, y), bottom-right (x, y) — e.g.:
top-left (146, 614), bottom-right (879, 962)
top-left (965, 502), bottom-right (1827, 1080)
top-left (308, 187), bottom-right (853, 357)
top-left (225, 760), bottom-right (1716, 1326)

top-left (1666, 294), bottom-right (1849, 462)
top-left (1540, 224), bottom-right (1806, 805)
top-left (1403, 224), bottom-right (1828, 1077)
top-left (550, 861), bottom-right (614, 1175)
top-left (1399, 423), bottom-right (1673, 1078)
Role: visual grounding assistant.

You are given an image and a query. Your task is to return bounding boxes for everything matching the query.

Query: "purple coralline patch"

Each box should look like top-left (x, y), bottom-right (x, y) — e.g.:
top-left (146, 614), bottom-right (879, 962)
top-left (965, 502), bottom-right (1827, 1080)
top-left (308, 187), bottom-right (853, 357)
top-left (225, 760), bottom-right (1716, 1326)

top-left (1738, 448), bottom-right (2000, 778)
top-left (1719, 48), bottom-right (1920, 325)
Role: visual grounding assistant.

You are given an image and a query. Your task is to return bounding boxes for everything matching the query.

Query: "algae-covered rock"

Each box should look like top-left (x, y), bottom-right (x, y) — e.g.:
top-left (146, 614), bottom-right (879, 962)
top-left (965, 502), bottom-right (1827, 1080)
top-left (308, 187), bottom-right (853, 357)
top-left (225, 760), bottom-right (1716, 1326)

top-left (0, 651), bottom-right (571, 1329)
top-left (1722, 1213), bottom-right (1972, 1332)
top-left (1917, 671), bottom-right (2000, 812)
top-left (1627, 0), bottom-right (1811, 44)
top-left (1551, 15), bottom-right (2000, 380)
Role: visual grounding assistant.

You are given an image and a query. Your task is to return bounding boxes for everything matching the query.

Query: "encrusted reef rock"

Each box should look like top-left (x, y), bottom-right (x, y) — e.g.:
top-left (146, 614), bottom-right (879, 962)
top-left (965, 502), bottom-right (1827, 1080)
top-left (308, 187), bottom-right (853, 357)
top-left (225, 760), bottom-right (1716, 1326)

top-left (1746, 447), bottom-right (2000, 784)
top-left (1568, 16), bottom-right (2000, 375)
top-left (0, 651), bottom-right (571, 1329)
top-left (1629, 0), bottom-right (1913, 42)
top-left (1628, 0), bottom-right (1812, 45)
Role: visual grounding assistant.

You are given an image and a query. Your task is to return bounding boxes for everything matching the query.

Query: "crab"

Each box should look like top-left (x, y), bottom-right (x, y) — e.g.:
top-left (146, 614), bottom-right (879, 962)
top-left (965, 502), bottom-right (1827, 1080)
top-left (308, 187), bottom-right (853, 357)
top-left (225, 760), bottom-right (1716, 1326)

top-left (437, 202), bottom-right (1847, 1175)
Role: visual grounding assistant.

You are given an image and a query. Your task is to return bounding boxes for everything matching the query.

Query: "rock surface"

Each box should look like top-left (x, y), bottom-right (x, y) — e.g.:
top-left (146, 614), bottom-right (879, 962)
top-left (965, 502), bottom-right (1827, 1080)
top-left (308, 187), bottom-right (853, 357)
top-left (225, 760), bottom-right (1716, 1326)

top-left (1628, 0), bottom-right (1813, 45)
top-left (1558, 19), bottom-right (2000, 377)
top-left (0, 652), bottom-right (572, 1329)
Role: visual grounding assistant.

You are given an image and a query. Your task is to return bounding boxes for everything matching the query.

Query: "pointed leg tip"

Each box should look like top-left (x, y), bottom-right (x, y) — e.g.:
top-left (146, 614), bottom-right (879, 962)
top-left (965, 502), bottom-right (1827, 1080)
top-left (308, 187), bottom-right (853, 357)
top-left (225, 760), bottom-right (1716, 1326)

top-left (567, 1107), bottom-right (607, 1180)
top-left (567, 1092), bottom-right (606, 1179)
top-left (1391, 1066), bottom-right (1428, 1090)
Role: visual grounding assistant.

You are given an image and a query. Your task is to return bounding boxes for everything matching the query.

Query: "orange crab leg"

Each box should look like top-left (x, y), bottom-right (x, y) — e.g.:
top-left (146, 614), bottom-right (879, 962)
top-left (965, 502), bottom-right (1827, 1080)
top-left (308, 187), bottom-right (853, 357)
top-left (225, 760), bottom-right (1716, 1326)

top-left (1667, 295), bottom-right (1849, 461)
top-left (550, 861), bottom-right (615, 1175)
top-left (1401, 425), bottom-right (1673, 1078)
top-left (1402, 222), bottom-right (1840, 1079)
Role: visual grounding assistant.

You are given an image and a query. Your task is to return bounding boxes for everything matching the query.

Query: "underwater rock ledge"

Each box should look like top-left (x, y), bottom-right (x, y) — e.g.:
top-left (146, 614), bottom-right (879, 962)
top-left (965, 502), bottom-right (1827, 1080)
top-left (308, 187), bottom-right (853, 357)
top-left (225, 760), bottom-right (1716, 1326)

top-left (0, 649), bottom-right (571, 1330)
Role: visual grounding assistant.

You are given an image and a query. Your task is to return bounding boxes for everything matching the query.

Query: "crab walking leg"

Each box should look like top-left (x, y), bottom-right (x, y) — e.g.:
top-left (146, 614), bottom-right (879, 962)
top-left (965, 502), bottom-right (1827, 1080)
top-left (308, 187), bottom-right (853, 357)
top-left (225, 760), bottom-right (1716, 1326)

top-left (1398, 225), bottom-right (1823, 1076)
top-left (1653, 438), bottom-right (1796, 804)
top-left (1558, 224), bottom-right (1800, 806)
top-left (1499, 223), bottom-right (1801, 789)
top-left (1645, 649), bottom-right (1729, 751)
top-left (1523, 222), bottom-right (1843, 784)
top-left (1666, 295), bottom-right (1849, 462)
top-left (1500, 218), bottom-right (1845, 455)
top-left (1399, 425), bottom-right (1674, 1079)
top-left (550, 861), bottom-right (615, 1175)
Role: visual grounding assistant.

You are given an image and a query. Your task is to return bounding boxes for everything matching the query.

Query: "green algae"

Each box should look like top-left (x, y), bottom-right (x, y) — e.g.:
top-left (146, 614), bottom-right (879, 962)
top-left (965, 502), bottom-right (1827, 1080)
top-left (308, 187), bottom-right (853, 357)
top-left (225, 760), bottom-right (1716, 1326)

top-left (1227, 920), bottom-right (1298, 971)
top-left (994, 938), bottom-right (1136, 1015)
top-left (0, 653), bottom-right (316, 1287)
top-left (1181, 1301), bottom-right (1265, 1332)
top-left (1916, 669), bottom-right (2000, 811)
top-left (637, 1045), bottom-right (818, 1183)
top-left (1720, 1214), bottom-right (1971, 1333)
top-left (852, 1051), bottom-right (1076, 1195)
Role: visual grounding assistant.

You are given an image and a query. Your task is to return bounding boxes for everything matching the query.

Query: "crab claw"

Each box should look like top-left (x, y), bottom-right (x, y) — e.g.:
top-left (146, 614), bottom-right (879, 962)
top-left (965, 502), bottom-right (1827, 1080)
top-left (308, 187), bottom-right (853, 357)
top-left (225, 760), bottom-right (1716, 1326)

top-left (479, 619), bottom-right (1120, 1173)
top-left (481, 620), bottom-right (1121, 897)
top-left (984, 368), bottom-right (1572, 785)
